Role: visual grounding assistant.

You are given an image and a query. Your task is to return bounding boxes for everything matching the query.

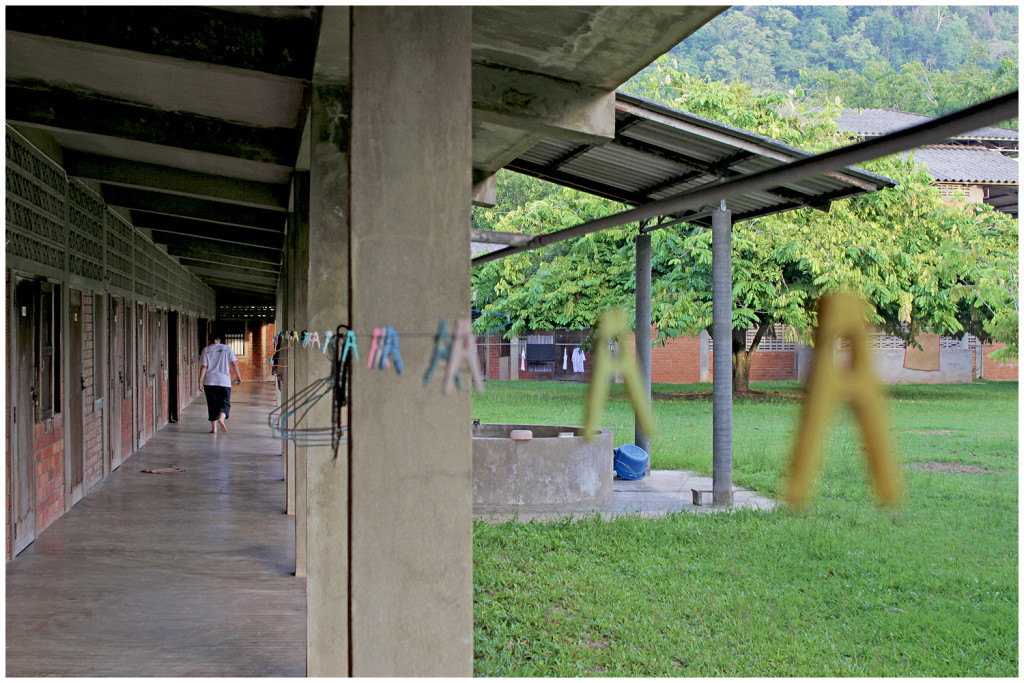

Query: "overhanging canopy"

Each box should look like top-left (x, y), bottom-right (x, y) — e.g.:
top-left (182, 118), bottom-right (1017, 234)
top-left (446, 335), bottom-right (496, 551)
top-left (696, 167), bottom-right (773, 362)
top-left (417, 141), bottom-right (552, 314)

top-left (507, 91), bottom-right (895, 226)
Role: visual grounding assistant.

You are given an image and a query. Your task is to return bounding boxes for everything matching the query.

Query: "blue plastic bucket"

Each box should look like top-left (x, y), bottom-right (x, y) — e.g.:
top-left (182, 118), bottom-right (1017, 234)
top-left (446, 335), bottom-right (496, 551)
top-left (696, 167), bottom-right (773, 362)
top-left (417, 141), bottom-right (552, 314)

top-left (614, 444), bottom-right (649, 480)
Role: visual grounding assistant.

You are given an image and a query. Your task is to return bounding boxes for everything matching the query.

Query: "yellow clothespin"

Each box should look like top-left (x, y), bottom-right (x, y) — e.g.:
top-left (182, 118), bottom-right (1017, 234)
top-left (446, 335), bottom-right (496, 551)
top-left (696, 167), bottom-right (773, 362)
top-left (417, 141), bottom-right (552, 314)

top-left (442, 317), bottom-right (484, 395)
top-left (582, 308), bottom-right (654, 442)
top-left (785, 293), bottom-right (900, 507)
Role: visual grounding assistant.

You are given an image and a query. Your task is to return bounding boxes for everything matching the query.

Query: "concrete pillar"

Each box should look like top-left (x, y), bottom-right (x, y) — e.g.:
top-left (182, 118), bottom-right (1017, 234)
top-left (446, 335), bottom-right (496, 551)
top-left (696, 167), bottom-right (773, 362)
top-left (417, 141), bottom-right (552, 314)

top-left (292, 172), bottom-right (310, 577)
top-left (633, 231), bottom-right (652, 469)
top-left (305, 7), bottom-right (473, 677)
top-left (699, 329), bottom-right (711, 382)
top-left (712, 203), bottom-right (733, 506)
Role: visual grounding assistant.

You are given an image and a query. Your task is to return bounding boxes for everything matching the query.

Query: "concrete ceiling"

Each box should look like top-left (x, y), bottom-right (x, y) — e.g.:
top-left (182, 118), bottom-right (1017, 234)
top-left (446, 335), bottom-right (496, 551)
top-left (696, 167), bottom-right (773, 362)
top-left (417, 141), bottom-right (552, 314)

top-left (6, 5), bottom-right (725, 303)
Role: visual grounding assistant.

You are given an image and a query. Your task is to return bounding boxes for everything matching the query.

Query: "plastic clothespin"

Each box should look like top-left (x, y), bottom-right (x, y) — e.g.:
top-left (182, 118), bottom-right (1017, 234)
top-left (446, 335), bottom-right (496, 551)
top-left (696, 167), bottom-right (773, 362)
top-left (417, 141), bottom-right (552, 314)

top-left (424, 319), bottom-right (458, 387)
top-left (322, 330), bottom-right (335, 355)
top-left (366, 328), bottom-right (384, 369)
top-left (442, 317), bottom-right (484, 395)
top-left (378, 326), bottom-right (403, 374)
top-left (310, 331), bottom-right (321, 350)
top-left (341, 330), bottom-right (359, 364)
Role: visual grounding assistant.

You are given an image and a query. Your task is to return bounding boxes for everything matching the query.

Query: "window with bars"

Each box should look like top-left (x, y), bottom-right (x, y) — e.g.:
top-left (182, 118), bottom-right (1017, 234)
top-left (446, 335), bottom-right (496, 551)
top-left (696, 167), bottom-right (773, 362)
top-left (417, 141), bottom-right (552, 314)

top-left (220, 321), bottom-right (248, 357)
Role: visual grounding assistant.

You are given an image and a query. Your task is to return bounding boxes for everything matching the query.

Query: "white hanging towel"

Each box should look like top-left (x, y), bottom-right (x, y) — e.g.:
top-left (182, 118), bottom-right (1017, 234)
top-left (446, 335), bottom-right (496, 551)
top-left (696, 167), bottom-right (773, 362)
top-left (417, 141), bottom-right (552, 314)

top-left (520, 346), bottom-right (526, 371)
top-left (577, 348), bottom-right (586, 373)
top-left (563, 348), bottom-right (568, 370)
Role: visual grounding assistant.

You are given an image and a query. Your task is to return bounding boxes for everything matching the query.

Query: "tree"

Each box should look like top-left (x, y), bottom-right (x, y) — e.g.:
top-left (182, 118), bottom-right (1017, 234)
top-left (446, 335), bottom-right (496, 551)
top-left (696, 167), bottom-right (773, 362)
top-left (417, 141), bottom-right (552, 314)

top-left (472, 60), bottom-right (1019, 390)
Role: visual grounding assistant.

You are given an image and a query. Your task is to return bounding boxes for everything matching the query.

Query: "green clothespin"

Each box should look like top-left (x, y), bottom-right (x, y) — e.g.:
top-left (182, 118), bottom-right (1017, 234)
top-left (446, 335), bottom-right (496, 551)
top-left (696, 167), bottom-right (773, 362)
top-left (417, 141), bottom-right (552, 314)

top-left (582, 308), bottom-right (655, 442)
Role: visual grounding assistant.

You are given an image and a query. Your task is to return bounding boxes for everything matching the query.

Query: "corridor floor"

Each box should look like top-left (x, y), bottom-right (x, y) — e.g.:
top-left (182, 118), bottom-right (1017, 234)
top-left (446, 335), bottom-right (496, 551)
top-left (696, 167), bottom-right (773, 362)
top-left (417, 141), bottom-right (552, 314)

top-left (5, 382), bottom-right (305, 677)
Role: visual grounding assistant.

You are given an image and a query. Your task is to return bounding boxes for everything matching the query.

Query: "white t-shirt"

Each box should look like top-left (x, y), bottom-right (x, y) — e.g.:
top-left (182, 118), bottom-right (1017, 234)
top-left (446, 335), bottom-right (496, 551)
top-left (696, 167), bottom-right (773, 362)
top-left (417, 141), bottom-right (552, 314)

top-left (201, 343), bottom-right (238, 387)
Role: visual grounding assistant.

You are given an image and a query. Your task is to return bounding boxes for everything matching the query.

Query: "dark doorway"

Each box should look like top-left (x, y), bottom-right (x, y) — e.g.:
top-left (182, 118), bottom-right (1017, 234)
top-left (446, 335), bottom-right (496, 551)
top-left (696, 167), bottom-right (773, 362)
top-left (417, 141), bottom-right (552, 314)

top-left (167, 310), bottom-right (179, 423)
top-left (11, 279), bottom-right (38, 555)
top-left (108, 296), bottom-right (124, 471)
top-left (92, 294), bottom-right (106, 483)
top-left (67, 289), bottom-right (85, 504)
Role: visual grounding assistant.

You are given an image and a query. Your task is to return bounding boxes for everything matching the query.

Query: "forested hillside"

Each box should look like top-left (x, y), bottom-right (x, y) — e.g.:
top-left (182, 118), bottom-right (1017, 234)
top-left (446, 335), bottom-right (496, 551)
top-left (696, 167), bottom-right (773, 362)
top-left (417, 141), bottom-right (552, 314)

top-left (657, 5), bottom-right (1018, 119)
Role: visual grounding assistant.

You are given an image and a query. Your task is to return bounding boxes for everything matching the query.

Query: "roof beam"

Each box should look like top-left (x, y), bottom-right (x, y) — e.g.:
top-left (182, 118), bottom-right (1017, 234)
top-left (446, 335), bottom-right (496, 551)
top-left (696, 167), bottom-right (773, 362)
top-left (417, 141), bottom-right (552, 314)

top-left (103, 186), bottom-right (287, 230)
top-left (472, 62), bottom-right (616, 145)
top-left (7, 82), bottom-right (298, 165)
top-left (158, 237), bottom-right (282, 267)
top-left (186, 265), bottom-right (277, 287)
top-left (63, 151), bottom-right (289, 209)
top-left (5, 6), bottom-right (318, 79)
top-left (134, 213), bottom-right (284, 250)
top-left (470, 229), bottom-right (532, 246)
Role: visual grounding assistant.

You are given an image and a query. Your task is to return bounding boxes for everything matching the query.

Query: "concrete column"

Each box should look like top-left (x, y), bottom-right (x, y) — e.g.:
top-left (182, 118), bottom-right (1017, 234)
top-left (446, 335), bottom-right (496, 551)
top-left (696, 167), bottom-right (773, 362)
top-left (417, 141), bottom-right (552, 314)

top-left (712, 203), bottom-right (733, 506)
top-left (699, 329), bottom-right (711, 382)
top-left (305, 7), bottom-right (473, 677)
top-left (279, 207), bottom-right (295, 517)
top-left (292, 172), bottom-right (310, 577)
top-left (633, 232), bottom-right (652, 468)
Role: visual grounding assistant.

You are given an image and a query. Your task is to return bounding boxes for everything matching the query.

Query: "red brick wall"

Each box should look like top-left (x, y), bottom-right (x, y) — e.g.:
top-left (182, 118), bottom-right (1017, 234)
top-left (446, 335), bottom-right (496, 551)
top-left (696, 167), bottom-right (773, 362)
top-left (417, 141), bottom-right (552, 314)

top-left (982, 343), bottom-right (1018, 380)
top-left (749, 350), bottom-right (796, 381)
top-left (34, 416), bottom-right (65, 532)
top-left (235, 321), bottom-right (274, 382)
top-left (651, 333), bottom-right (701, 383)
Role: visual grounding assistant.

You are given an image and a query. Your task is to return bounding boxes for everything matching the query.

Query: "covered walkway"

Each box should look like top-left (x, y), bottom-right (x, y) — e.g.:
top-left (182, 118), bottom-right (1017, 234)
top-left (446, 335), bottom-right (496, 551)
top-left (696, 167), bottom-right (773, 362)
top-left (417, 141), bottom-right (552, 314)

top-left (5, 382), bottom-right (304, 677)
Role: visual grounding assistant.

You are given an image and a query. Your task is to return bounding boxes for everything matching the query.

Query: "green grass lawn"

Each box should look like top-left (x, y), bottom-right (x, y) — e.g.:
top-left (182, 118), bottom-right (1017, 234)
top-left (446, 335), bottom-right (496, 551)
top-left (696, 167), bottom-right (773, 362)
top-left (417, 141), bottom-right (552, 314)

top-left (471, 380), bottom-right (1018, 676)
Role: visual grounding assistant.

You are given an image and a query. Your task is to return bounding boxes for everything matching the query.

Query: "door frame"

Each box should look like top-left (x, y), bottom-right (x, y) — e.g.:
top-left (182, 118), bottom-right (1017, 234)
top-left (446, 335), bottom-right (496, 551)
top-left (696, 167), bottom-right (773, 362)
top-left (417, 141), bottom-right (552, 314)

top-left (65, 289), bottom-right (85, 506)
top-left (11, 276), bottom-right (38, 556)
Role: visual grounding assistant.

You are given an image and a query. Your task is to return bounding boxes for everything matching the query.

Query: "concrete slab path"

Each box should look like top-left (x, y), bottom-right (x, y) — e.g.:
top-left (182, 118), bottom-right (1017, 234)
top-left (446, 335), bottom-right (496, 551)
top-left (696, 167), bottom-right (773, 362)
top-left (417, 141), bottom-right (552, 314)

top-left (5, 382), bottom-right (305, 677)
top-left (474, 469), bottom-right (777, 522)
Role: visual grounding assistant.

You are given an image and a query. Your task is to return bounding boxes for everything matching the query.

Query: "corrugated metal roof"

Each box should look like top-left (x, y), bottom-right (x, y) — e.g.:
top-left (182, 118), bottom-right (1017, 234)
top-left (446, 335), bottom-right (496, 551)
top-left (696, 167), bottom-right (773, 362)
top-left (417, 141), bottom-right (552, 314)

top-left (838, 108), bottom-right (1018, 141)
top-left (905, 146), bottom-right (1019, 184)
top-left (507, 91), bottom-right (896, 226)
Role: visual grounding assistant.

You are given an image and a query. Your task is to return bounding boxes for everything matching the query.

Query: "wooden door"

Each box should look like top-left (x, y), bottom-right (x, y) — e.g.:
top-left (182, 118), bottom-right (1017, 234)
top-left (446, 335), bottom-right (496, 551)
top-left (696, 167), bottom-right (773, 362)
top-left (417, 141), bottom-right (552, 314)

top-left (108, 296), bottom-right (124, 470)
top-left (91, 294), bottom-right (106, 485)
top-left (12, 280), bottom-right (37, 555)
top-left (67, 290), bottom-right (85, 504)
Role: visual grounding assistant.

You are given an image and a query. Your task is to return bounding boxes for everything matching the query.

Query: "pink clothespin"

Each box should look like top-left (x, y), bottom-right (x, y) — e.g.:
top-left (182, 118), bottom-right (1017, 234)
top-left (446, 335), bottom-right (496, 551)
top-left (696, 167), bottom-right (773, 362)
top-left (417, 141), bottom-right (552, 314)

top-left (310, 331), bottom-right (321, 350)
top-left (367, 328), bottom-right (384, 369)
top-left (442, 317), bottom-right (485, 395)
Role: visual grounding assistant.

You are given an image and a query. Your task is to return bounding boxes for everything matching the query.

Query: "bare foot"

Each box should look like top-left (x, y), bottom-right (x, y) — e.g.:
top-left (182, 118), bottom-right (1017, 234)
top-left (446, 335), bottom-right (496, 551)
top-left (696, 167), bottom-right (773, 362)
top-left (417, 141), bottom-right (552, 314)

top-left (218, 415), bottom-right (227, 432)
top-left (210, 425), bottom-right (217, 434)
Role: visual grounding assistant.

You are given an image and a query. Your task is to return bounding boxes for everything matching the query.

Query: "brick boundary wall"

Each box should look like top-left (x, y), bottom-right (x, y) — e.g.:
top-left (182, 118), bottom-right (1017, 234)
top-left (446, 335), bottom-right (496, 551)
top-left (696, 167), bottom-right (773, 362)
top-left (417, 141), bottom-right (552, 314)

top-left (981, 343), bottom-right (1019, 380)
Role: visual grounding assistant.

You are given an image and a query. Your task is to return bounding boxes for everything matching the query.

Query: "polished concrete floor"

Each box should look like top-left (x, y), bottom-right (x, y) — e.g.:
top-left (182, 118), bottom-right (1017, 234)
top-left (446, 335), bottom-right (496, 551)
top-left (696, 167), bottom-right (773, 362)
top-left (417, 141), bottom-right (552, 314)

top-left (5, 382), bottom-right (305, 677)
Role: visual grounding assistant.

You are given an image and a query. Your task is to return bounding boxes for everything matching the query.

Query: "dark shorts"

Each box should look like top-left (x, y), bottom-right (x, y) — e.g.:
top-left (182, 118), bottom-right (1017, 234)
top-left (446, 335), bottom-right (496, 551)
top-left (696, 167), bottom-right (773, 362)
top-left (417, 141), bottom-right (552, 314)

top-left (204, 385), bottom-right (231, 422)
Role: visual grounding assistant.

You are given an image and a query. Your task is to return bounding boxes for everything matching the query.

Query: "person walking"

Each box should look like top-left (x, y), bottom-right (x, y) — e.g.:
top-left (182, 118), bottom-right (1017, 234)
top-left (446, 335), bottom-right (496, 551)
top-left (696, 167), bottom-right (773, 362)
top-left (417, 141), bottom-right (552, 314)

top-left (199, 333), bottom-right (243, 433)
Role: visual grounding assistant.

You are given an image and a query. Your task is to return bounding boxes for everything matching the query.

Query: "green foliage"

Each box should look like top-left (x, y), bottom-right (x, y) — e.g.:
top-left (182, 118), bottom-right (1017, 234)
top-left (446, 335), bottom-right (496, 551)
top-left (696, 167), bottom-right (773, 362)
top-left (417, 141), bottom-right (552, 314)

top-left (656, 5), bottom-right (1018, 105)
top-left (472, 381), bottom-right (1019, 676)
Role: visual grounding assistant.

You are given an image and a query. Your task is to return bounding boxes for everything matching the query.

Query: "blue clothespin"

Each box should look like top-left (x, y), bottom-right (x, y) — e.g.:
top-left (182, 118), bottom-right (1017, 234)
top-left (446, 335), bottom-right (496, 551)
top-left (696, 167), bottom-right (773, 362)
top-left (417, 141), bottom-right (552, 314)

top-left (300, 330), bottom-right (310, 348)
top-left (341, 330), bottom-right (359, 364)
top-left (424, 319), bottom-right (460, 389)
top-left (379, 326), bottom-right (403, 374)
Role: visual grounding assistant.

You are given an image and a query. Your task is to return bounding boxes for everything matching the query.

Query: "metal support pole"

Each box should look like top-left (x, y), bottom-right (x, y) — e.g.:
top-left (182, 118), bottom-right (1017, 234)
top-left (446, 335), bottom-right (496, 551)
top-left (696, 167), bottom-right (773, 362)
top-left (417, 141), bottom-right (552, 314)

top-left (634, 231), bottom-right (652, 470)
top-left (712, 202), bottom-right (733, 506)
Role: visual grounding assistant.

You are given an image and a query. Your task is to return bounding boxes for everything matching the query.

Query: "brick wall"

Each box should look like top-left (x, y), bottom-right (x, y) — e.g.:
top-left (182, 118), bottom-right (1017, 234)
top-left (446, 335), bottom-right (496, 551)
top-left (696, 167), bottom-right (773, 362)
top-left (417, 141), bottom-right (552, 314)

top-left (235, 321), bottom-right (274, 382)
top-left (749, 350), bottom-right (796, 381)
top-left (34, 416), bottom-right (65, 532)
top-left (651, 334), bottom-right (702, 383)
top-left (982, 343), bottom-right (1018, 380)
